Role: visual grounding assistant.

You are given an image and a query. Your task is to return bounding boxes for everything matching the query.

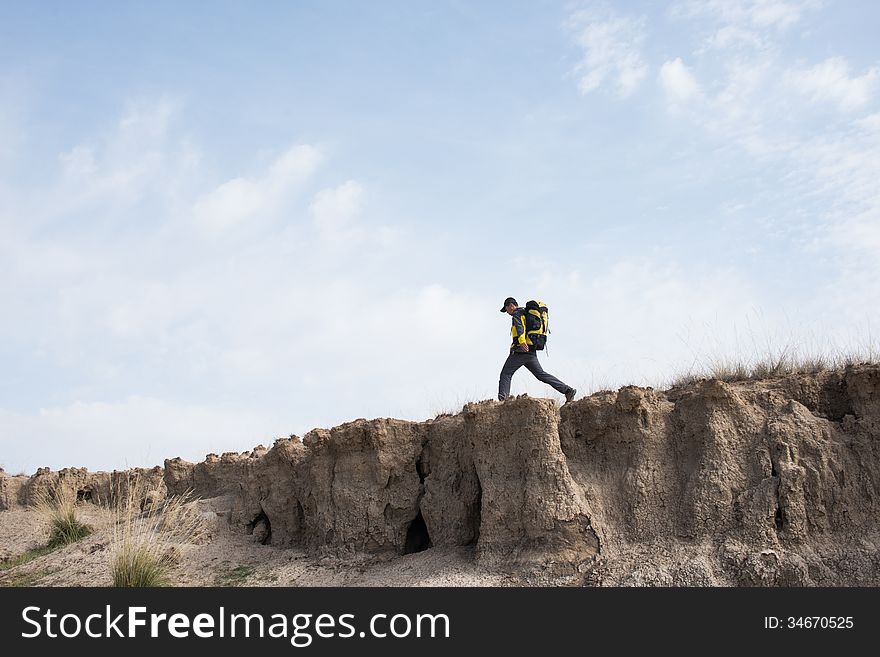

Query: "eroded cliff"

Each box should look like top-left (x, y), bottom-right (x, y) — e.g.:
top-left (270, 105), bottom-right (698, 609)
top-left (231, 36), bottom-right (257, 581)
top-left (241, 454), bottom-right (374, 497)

top-left (7, 365), bottom-right (879, 585)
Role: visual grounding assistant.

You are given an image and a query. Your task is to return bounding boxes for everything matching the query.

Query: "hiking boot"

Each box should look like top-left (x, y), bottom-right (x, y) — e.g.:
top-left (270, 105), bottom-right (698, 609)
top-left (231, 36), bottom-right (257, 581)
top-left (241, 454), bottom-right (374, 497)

top-left (565, 388), bottom-right (577, 403)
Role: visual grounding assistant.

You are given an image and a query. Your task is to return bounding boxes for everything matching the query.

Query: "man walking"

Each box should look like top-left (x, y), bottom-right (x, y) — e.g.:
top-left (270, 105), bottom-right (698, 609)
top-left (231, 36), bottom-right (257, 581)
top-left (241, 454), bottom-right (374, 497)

top-left (498, 296), bottom-right (577, 403)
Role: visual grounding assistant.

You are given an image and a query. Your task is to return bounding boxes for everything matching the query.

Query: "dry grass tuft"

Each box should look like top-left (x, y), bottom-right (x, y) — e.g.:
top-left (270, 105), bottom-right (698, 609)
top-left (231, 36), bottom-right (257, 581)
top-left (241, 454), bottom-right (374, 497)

top-left (34, 483), bottom-right (92, 549)
top-left (110, 476), bottom-right (203, 587)
top-left (667, 344), bottom-right (878, 389)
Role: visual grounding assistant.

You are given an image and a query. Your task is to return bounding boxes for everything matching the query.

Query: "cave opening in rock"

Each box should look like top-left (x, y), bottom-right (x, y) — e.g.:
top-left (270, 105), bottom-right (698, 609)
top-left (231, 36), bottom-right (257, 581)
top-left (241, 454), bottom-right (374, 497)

top-left (775, 506), bottom-right (784, 531)
top-left (248, 510), bottom-right (272, 545)
top-left (77, 489), bottom-right (92, 503)
top-left (403, 510), bottom-right (432, 554)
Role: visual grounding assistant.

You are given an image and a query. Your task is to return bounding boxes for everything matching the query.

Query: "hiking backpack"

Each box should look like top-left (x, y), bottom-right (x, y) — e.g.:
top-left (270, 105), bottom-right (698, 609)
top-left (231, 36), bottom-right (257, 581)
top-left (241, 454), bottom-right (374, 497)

top-left (524, 299), bottom-right (549, 350)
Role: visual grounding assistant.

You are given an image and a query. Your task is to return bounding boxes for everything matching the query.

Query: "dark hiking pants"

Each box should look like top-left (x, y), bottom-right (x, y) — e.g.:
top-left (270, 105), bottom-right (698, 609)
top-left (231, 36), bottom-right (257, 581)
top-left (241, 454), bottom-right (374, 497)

top-left (498, 350), bottom-right (572, 400)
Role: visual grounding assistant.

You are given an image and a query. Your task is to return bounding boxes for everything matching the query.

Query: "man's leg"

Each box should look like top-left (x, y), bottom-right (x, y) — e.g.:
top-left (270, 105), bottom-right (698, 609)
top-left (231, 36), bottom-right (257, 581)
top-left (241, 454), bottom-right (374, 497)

top-left (522, 352), bottom-right (573, 395)
top-left (498, 352), bottom-right (526, 400)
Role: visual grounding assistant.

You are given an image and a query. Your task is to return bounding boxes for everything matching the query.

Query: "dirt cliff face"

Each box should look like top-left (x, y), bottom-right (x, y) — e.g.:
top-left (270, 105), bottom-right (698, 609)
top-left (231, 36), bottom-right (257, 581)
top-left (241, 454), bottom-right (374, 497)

top-left (12, 466), bottom-right (165, 509)
top-left (164, 398), bottom-right (599, 569)
top-left (559, 366), bottom-right (880, 585)
top-left (13, 365), bottom-right (880, 585)
top-left (0, 471), bottom-right (28, 511)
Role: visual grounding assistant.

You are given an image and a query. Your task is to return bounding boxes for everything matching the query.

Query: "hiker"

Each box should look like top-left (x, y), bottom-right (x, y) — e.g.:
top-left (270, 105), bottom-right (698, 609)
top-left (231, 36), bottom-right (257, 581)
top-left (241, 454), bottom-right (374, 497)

top-left (498, 296), bottom-right (577, 403)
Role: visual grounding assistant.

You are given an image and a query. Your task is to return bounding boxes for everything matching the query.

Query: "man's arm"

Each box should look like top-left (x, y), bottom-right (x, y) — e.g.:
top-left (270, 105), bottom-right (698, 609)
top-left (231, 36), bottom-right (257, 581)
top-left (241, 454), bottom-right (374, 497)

top-left (512, 311), bottom-right (529, 351)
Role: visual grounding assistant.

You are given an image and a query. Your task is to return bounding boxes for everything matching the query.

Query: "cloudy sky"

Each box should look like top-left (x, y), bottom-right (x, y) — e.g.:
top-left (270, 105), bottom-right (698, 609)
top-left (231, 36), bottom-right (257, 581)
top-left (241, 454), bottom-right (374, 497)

top-left (2, 1), bottom-right (878, 473)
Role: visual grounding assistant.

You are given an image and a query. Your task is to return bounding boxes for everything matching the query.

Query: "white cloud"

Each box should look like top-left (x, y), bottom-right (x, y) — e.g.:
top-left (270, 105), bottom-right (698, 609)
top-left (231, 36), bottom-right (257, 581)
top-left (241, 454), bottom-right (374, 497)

top-left (794, 115), bottom-right (880, 252)
top-left (787, 57), bottom-right (879, 112)
top-left (193, 144), bottom-right (322, 234)
top-left (0, 397), bottom-right (272, 473)
top-left (856, 112), bottom-right (880, 132)
top-left (118, 97), bottom-right (176, 139)
top-left (677, 0), bottom-right (822, 52)
top-left (50, 97), bottom-right (190, 213)
top-left (106, 281), bottom-right (193, 339)
top-left (659, 58), bottom-right (704, 106)
top-left (566, 8), bottom-right (649, 98)
top-left (701, 25), bottom-right (767, 51)
top-left (674, 0), bottom-right (820, 31)
top-left (310, 179), bottom-right (364, 241)
top-left (658, 4), bottom-right (880, 341)
top-left (751, 0), bottom-right (819, 28)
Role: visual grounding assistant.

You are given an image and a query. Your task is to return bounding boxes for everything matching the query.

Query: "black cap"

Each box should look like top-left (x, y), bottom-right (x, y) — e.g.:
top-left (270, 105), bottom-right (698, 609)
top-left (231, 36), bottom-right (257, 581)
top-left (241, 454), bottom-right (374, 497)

top-left (500, 297), bottom-right (517, 312)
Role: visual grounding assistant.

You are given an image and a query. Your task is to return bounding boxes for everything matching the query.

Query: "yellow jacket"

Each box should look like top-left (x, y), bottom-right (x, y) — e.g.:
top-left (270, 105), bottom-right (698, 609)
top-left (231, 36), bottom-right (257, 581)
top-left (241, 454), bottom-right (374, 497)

top-left (509, 307), bottom-right (533, 350)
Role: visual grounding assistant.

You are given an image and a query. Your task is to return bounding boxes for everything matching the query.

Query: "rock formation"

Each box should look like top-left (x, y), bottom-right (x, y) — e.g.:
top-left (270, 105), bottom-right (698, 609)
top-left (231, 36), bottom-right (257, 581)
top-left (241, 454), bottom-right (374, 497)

top-left (0, 470), bottom-right (28, 511)
top-left (558, 366), bottom-right (880, 584)
top-left (8, 365), bottom-right (880, 585)
top-left (163, 398), bottom-right (598, 569)
top-left (10, 466), bottom-right (165, 509)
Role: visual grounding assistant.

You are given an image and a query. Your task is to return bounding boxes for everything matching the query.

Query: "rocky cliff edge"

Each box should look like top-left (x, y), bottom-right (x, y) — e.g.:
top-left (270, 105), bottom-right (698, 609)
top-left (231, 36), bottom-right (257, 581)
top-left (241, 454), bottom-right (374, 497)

top-left (5, 365), bottom-right (879, 585)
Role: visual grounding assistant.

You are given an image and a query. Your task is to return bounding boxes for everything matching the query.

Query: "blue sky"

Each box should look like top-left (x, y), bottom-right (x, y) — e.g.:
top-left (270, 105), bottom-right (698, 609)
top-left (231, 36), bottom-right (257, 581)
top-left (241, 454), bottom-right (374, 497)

top-left (2, 1), bottom-right (879, 473)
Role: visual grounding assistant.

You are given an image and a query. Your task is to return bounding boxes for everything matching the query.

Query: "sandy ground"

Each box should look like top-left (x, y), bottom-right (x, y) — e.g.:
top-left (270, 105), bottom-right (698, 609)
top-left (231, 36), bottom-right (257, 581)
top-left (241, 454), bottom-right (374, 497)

top-left (0, 505), bottom-right (568, 587)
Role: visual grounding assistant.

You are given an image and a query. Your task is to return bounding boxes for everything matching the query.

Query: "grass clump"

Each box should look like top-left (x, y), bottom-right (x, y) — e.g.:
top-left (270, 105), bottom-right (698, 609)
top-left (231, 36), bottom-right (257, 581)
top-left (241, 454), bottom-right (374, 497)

top-left (47, 512), bottom-right (92, 549)
top-left (0, 545), bottom-right (57, 572)
top-left (112, 543), bottom-right (174, 587)
top-left (0, 568), bottom-right (57, 587)
top-left (110, 476), bottom-right (203, 587)
top-left (214, 563), bottom-right (256, 587)
top-left (35, 483), bottom-right (93, 549)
